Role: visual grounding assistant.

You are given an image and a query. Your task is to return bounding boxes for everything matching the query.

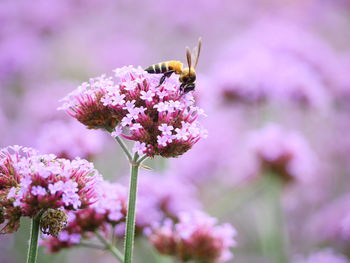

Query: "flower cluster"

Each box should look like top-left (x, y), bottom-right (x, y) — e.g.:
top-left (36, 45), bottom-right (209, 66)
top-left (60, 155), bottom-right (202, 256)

top-left (147, 211), bottom-right (236, 263)
top-left (41, 181), bottom-right (127, 252)
top-left (42, 172), bottom-right (201, 252)
top-left (248, 124), bottom-right (317, 183)
top-left (0, 145), bottom-right (101, 234)
top-left (59, 66), bottom-right (207, 158)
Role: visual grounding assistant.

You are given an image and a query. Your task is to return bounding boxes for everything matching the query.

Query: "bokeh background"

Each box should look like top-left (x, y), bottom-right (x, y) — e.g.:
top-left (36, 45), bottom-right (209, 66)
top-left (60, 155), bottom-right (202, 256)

top-left (1, 0), bottom-right (350, 262)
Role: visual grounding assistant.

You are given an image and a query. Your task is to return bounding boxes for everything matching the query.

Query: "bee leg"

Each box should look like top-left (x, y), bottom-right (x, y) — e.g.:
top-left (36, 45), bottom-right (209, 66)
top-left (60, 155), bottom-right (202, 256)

top-left (183, 85), bottom-right (195, 94)
top-left (179, 83), bottom-right (185, 94)
top-left (158, 70), bottom-right (175, 86)
top-left (180, 83), bottom-right (195, 95)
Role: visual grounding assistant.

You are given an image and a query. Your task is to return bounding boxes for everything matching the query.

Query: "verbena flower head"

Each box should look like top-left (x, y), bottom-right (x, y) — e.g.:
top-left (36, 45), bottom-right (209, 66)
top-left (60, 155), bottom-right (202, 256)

top-left (148, 211), bottom-right (237, 263)
top-left (0, 145), bottom-right (101, 234)
top-left (59, 66), bottom-right (207, 158)
top-left (293, 249), bottom-right (349, 263)
top-left (41, 180), bottom-right (127, 252)
top-left (248, 124), bottom-right (317, 183)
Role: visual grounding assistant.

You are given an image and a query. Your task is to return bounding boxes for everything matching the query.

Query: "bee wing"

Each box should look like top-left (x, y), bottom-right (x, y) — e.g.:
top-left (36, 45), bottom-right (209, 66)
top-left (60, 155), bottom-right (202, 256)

top-left (193, 37), bottom-right (202, 69)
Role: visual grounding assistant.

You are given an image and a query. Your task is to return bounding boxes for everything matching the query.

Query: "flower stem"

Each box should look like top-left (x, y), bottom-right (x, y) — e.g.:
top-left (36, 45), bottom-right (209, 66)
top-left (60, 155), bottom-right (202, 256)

top-left (105, 127), bottom-right (133, 163)
top-left (137, 154), bottom-right (148, 165)
top-left (124, 153), bottom-right (140, 263)
top-left (111, 224), bottom-right (117, 245)
top-left (26, 211), bottom-right (44, 263)
top-left (115, 136), bottom-right (133, 162)
top-left (256, 174), bottom-right (288, 263)
top-left (95, 231), bottom-right (124, 262)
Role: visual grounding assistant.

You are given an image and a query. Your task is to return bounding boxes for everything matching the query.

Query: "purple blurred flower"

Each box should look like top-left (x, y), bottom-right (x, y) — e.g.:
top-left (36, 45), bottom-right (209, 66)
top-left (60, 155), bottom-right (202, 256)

top-left (59, 66), bottom-right (207, 158)
top-left (340, 212), bottom-right (350, 239)
top-left (0, 32), bottom-right (43, 84)
top-left (0, 0), bottom-right (115, 36)
top-left (21, 81), bottom-right (78, 123)
top-left (0, 108), bottom-right (8, 145)
top-left (332, 56), bottom-right (350, 107)
top-left (0, 0), bottom-right (69, 35)
top-left (248, 123), bottom-right (317, 183)
top-left (209, 19), bottom-right (342, 108)
top-left (135, 171), bottom-right (201, 229)
top-left (308, 194), bottom-right (350, 243)
top-left (168, 110), bottom-right (243, 184)
top-left (0, 145), bottom-right (101, 234)
top-left (148, 211), bottom-right (237, 263)
top-left (293, 249), bottom-right (349, 263)
top-left (35, 120), bottom-right (105, 160)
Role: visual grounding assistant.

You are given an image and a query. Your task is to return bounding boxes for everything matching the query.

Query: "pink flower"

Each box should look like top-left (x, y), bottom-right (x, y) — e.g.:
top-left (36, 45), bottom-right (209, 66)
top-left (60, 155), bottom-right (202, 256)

top-left (158, 124), bottom-right (174, 136)
top-left (140, 90), bottom-right (155, 102)
top-left (110, 125), bottom-right (123, 137)
top-left (31, 186), bottom-right (47, 196)
top-left (0, 145), bottom-right (101, 234)
top-left (148, 211), bottom-right (237, 263)
top-left (157, 135), bottom-right (169, 147)
top-left (58, 75), bottom-right (118, 130)
top-left (132, 142), bottom-right (147, 155)
top-left (41, 181), bottom-right (127, 253)
top-left (59, 66), bottom-right (207, 158)
top-left (248, 123), bottom-right (317, 183)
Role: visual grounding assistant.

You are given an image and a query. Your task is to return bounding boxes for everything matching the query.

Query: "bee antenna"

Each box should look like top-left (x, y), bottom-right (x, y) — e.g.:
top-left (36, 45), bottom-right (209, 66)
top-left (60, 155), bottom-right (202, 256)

top-left (194, 37), bottom-right (202, 69)
top-left (186, 46), bottom-right (192, 74)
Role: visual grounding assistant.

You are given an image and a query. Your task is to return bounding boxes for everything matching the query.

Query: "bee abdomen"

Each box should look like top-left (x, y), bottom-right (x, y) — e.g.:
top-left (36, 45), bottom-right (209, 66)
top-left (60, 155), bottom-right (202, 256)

top-left (145, 62), bottom-right (170, 74)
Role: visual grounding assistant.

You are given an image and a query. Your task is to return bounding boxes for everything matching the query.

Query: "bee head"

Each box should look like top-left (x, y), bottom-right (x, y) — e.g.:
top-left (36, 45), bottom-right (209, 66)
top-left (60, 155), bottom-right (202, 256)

top-left (179, 68), bottom-right (196, 84)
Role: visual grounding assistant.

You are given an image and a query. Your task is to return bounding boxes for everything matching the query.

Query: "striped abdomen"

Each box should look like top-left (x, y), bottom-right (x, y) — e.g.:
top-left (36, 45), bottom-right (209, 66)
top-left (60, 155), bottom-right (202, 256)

top-left (145, 60), bottom-right (183, 74)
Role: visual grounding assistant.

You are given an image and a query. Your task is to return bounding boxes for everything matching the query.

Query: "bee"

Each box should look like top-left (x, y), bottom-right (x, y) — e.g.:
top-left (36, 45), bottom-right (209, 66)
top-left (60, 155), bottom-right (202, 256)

top-left (145, 37), bottom-right (202, 94)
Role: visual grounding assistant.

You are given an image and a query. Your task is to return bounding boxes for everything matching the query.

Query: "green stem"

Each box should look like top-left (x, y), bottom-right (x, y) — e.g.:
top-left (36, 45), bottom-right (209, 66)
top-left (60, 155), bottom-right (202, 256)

top-left (137, 155), bottom-right (148, 165)
top-left (95, 231), bottom-right (124, 262)
top-left (257, 174), bottom-right (288, 263)
top-left (26, 212), bottom-right (44, 263)
top-left (111, 224), bottom-right (117, 246)
top-left (124, 153), bottom-right (140, 263)
top-left (105, 127), bottom-right (133, 163)
top-left (115, 136), bottom-right (133, 162)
